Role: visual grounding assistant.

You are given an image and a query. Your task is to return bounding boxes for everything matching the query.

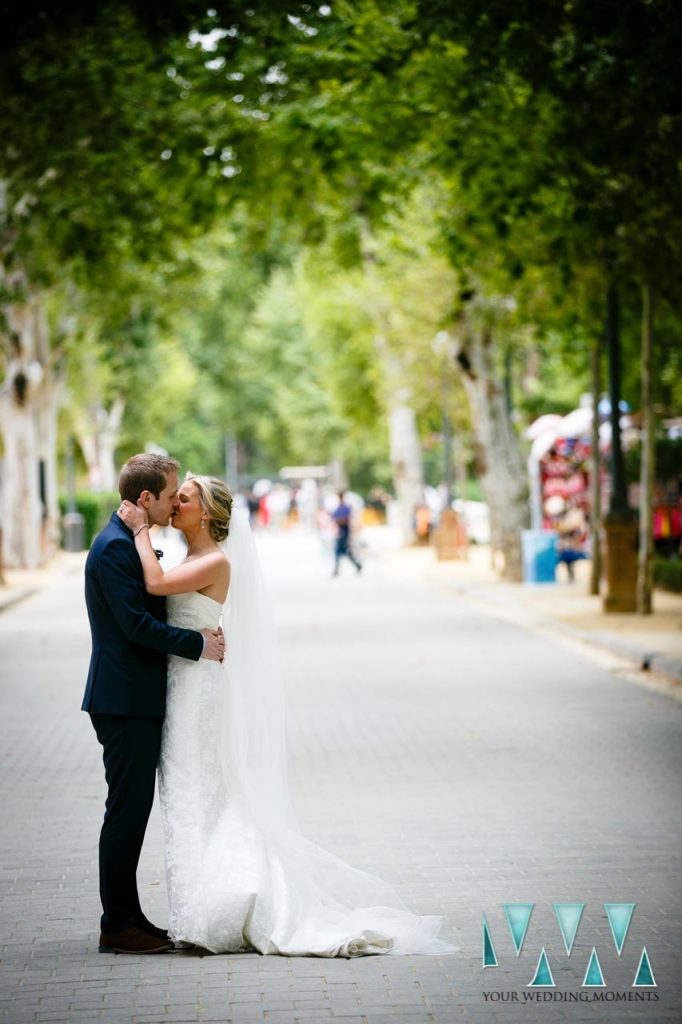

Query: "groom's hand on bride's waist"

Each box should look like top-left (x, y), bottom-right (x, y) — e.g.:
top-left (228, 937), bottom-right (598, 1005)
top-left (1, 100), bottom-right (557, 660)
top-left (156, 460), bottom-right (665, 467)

top-left (200, 626), bottom-right (225, 663)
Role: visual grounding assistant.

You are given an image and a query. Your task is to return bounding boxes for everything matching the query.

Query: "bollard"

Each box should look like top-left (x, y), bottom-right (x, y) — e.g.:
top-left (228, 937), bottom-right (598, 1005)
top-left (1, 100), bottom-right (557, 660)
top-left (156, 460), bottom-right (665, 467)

top-left (63, 511), bottom-right (85, 552)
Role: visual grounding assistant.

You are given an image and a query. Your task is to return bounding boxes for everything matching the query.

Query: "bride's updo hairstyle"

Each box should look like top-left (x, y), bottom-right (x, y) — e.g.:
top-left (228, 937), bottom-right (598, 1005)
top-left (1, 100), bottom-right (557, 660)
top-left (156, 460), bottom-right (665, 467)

top-left (186, 474), bottom-right (234, 542)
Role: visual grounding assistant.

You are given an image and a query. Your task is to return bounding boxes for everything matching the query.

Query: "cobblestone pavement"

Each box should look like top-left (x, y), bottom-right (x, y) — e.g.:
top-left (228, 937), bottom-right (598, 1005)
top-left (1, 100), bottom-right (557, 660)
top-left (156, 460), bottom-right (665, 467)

top-left (1, 528), bottom-right (680, 1024)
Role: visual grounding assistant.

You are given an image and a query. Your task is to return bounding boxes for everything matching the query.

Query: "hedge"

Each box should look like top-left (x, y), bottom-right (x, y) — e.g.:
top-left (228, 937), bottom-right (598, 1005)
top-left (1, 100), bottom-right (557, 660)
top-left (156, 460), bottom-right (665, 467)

top-left (653, 557), bottom-right (682, 593)
top-left (58, 492), bottom-right (119, 549)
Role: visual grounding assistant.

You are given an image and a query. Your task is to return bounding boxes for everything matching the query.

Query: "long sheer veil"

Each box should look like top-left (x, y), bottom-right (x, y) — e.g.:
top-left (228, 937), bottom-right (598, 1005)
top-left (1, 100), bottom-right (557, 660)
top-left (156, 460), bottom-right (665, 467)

top-left (218, 507), bottom-right (457, 957)
top-left (219, 506), bottom-right (297, 829)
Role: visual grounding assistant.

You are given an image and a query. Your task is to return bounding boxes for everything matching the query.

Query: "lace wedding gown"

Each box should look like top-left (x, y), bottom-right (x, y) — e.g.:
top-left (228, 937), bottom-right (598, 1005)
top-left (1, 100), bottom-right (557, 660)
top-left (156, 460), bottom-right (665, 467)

top-left (160, 585), bottom-right (457, 958)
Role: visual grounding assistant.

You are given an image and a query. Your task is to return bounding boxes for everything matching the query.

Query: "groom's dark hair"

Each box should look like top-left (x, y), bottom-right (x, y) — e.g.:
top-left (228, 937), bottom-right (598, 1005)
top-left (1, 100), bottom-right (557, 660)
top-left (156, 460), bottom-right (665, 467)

top-left (118, 453), bottom-right (180, 502)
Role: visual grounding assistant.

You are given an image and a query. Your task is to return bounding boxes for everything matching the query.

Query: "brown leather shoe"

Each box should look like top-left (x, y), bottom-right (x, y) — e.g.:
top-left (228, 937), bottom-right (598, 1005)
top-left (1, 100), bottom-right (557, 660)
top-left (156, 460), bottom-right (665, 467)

top-left (99, 926), bottom-right (174, 954)
top-left (139, 919), bottom-right (170, 941)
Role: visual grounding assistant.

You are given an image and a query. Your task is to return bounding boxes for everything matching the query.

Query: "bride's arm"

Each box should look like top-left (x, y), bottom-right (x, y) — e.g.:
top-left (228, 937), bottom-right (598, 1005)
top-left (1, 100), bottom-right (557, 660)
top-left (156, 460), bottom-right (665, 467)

top-left (119, 501), bottom-right (228, 597)
top-left (133, 526), bottom-right (226, 596)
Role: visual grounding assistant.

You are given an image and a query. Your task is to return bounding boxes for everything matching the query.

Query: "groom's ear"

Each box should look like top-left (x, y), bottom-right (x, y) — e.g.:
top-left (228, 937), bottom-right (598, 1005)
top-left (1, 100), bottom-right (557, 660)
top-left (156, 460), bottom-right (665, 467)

top-left (137, 491), bottom-right (152, 509)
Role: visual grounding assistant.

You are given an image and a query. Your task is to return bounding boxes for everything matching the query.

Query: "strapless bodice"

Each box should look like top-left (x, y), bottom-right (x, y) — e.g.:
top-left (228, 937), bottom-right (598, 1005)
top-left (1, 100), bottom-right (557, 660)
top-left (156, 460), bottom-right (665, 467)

top-left (167, 591), bottom-right (222, 631)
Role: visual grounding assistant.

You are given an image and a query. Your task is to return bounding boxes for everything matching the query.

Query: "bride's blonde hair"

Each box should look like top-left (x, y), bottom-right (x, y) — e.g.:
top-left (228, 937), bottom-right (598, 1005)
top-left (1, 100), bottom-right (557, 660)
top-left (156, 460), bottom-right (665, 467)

top-left (185, 474), bottom-right (234, 542)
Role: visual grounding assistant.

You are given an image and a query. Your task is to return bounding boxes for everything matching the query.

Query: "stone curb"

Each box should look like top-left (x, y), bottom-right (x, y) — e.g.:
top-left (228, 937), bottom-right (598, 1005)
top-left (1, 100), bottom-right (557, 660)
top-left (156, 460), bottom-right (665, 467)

top-left (0, 586), bottom-right (38, 614)
top-left (0, 551), bottom-right (85, 616)
top-left (570, 628), bottom-right (682, 683)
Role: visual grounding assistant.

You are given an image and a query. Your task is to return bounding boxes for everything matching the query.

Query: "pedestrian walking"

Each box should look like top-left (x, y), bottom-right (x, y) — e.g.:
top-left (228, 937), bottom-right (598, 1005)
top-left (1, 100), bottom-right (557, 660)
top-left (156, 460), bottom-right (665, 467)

top-left (332, 491), bottom-right (362, 576)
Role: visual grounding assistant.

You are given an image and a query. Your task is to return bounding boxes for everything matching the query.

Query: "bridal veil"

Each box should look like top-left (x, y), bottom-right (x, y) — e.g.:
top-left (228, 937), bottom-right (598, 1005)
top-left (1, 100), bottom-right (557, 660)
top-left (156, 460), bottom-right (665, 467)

top-left (217, 507), bottom-right (457, 957)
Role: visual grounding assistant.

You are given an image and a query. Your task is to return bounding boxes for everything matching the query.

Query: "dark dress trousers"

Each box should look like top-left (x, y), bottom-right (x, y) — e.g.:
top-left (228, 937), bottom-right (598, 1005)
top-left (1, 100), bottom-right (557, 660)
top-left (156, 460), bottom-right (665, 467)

top-left (83, 512), bottom-right (204, 933)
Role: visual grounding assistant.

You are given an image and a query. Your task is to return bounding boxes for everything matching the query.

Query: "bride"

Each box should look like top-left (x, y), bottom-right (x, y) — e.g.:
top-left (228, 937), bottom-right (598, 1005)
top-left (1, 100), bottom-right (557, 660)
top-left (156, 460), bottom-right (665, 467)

top-left (120, 474), bottom-right (456, 958)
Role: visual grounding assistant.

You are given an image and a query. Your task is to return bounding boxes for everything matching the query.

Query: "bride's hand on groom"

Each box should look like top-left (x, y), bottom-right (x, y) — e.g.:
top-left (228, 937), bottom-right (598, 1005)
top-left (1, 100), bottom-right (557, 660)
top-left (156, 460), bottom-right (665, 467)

top-left (119, 499), bottom-right (148, 532)
top-left (201, 626), bottom-right (225, 663)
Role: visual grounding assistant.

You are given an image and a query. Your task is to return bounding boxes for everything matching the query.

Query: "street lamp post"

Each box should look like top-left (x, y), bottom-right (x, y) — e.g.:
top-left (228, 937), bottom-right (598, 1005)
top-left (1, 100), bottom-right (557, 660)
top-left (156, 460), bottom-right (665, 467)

top-left (224, 433), bottom-right (238, 490)
top-left (603, 281), bottom-right (637, 612)
top-left (606, 284), bottom-right (627, 514)
top-left (62, 437), bottom-right (84, 551)
top-left (433, 331), bottom-right (455, 505)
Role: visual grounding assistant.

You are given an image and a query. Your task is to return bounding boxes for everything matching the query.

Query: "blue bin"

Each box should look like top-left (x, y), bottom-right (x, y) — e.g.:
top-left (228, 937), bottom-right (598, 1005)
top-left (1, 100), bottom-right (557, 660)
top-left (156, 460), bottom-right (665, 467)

top-left (522, 529), bottom-right (558, 583)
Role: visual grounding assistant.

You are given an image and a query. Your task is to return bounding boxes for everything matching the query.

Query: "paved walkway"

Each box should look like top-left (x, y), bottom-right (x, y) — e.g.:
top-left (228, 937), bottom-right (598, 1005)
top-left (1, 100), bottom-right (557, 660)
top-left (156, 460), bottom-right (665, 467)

top-left (0, 528), bottom-right (680, 1023)
top-left (381, 541), bottom-right (682, 687)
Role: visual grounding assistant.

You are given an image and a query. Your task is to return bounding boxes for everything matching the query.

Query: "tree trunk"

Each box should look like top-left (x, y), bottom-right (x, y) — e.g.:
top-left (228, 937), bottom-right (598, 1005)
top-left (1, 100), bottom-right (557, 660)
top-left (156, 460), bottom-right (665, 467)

top-left (589, 336), bottom-right (602, 595)
top-left (387, 398), bottom-right (424, 543)
top-left (637, 283), bottom-right (655, 614)
top-left (371, 336), bottom-right (424, 544)
top-left (358, 219), bottom-right (424, 544)
top-left (0, 285), bottom-right (62, 568)
top-left (97, 396), bottom-right (124, 492)
top-left (74, 396), bottom-right (125, 492)
top-left (1, 316), bottom-right (44, 568)
top-left (455, 325), bottom-right (529, 580)
top-left (34, 300), bottom-right (62, 559)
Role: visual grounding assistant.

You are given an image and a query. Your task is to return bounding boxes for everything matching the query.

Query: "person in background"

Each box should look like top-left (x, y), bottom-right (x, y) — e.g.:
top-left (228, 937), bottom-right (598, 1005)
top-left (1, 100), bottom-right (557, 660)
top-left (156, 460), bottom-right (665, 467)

top-left (414, 504), bottom-right (431, 544)
top-left (556, 534), bottom-right (587, 581)
top-left (246, 490), bottom-right (260, 526)
top-left (258, 493), bottom-right (270, 528)
top-left (332, 491), bottom-right (362, 577)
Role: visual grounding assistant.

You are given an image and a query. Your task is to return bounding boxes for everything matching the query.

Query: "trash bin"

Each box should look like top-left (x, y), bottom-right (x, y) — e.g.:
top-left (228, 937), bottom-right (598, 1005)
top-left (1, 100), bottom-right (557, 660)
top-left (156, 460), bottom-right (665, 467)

top-left (521, 529), bottom-right (557, 583)
top-left (63, 511), bottom-right (85, 552)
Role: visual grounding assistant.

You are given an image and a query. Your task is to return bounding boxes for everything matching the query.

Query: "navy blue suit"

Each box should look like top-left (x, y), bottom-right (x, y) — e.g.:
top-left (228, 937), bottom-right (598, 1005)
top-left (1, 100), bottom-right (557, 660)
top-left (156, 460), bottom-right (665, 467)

top-left (83, 512), bottom-right (204, 934)
top-left (83, 512), bottom-right (202, 716)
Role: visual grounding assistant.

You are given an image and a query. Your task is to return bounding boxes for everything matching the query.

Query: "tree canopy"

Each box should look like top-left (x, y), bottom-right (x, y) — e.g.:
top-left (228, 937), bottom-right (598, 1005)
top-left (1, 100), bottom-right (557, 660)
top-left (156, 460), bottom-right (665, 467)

top-left (1, 0), bottom-right (680, 571)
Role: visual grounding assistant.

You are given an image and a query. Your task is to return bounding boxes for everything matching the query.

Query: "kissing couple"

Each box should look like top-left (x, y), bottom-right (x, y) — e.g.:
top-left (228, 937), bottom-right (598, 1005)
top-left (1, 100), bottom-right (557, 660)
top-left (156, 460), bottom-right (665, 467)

top-left (84, 452), bottom-right (457, 958)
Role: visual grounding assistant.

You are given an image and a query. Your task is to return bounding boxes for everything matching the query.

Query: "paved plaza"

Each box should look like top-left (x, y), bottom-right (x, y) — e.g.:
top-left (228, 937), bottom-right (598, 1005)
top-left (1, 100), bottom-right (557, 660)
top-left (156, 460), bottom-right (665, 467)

top-left (1, 528), bottom-right (680, 1024)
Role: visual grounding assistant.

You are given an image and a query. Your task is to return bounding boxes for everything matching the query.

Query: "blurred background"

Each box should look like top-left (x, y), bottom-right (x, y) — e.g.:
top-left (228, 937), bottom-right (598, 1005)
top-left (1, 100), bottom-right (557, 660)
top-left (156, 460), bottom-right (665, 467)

top-left (1, 0), bottom-right (681, 612)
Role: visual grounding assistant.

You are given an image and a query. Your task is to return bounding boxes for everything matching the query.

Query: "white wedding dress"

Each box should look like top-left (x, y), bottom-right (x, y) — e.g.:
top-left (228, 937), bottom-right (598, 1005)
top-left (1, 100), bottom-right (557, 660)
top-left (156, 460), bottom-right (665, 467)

top-left (159, 512), bottom-right (457, 958)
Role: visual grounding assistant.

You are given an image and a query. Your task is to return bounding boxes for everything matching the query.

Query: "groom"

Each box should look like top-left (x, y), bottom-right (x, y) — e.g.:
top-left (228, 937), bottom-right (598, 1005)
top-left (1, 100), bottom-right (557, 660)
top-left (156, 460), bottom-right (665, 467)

top-left (82, 453), bottom-right (225, 954)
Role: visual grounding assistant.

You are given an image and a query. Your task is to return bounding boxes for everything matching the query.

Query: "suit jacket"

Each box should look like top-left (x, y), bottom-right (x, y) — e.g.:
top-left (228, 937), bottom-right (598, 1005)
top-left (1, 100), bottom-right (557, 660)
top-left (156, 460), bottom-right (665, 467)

top-left (82, 513), bottom-right (203, 717)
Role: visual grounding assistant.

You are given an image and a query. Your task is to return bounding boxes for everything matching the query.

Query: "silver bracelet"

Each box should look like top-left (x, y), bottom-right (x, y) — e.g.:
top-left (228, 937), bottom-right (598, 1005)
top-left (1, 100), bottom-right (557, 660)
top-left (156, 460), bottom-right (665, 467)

top-left (134, 524), bottom-right (150, 537)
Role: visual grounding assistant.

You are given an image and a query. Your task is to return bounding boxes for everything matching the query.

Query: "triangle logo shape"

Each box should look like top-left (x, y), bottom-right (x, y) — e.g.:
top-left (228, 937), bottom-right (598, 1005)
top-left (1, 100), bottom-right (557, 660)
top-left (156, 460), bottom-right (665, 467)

top-left (604, 903), bottom-right (635, 956)
top-left (528, 947), bottom-right (555, 987)
top-left (633, 947), bottom-right (657, 987)
top-left (582, 947), bottom-right (606, 987)
top-left (553, 903), bottom-right (584, 955)
top-left (482, 914), bottom-right (498, 968)
top-left (503, 903), bottom-right (534, 956)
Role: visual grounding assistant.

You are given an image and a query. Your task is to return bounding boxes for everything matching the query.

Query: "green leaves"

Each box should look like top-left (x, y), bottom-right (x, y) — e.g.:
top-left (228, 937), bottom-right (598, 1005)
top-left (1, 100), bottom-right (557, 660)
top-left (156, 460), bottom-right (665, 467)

top-left (3, 0), bottom-right (680, 492)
